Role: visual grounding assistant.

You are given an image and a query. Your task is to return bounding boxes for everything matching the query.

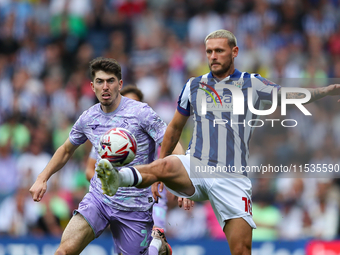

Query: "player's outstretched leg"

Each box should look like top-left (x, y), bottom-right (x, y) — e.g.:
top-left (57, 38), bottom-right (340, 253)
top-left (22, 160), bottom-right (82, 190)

top-left (96, 159), bottom-right (120, 196)
top-left (150, 227), bottom-right (172, 255)
top-left (96, 156), bottom-right (195, 198)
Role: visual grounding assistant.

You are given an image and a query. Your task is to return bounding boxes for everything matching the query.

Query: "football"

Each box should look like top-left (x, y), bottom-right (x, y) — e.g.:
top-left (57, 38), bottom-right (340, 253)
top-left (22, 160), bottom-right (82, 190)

top-left (99, 127), bottom-right (137, 167)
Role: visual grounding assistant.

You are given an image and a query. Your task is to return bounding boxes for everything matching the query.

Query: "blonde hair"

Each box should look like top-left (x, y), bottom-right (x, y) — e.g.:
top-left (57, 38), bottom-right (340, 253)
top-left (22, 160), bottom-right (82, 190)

top-left (204, 30), bottom-right (237, 48)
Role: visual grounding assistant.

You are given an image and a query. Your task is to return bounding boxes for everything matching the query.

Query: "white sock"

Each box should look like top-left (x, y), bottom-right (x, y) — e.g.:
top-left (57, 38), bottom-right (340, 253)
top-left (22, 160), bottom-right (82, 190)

top-left (119, 167), bottom-right (142, 187)
top-left (149, 238), bottom-right (162, 251)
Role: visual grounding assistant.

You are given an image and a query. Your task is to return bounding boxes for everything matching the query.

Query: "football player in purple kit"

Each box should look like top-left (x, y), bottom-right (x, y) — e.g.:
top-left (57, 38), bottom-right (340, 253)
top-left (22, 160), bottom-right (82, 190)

top-left (85, 85), bottom-right (170, 234)
top-left (29, 57), bottom-right (176, 255)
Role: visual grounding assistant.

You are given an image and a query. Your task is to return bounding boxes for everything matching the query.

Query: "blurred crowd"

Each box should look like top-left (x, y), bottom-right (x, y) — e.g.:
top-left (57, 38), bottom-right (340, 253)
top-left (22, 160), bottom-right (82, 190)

top-left (0, 0), bottom-right (340, 241)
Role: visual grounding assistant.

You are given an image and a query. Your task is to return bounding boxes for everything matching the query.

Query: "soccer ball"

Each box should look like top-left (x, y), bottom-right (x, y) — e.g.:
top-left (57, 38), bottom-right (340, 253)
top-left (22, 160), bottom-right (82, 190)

top-left (99, 127), bottom-right (137, 167)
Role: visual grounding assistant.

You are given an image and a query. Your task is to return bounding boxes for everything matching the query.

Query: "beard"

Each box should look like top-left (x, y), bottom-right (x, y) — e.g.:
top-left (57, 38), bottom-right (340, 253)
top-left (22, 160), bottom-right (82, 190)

top-left (101, 100), bottom-right (113, 106)
top-left (209, 54), bottom-right (233, 77)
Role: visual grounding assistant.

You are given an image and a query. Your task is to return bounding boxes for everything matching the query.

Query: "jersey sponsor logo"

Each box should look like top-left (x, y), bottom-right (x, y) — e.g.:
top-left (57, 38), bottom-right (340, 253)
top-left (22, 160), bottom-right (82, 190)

top-left (198, 79), bottom-right (243, 111)
top-left (199, 85), bottom-right (311, 116)
top-left (205, 94), bottom-right (234, 112)
top-left (199, 81), bottom-right (234, 113)
top-left (199, 81), bottom-right (222, 107)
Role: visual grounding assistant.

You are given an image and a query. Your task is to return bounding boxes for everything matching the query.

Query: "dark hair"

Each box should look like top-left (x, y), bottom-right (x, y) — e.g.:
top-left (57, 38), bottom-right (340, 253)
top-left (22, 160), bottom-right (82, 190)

top-left (89, 57), bottom-right (122, 81)
top-left (120, 85), bottom-right (144, 102)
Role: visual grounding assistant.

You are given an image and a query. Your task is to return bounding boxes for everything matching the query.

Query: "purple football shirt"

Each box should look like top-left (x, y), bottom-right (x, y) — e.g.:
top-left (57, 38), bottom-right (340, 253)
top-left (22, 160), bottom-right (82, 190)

top-left (69, 96), bottom-right (167, 211)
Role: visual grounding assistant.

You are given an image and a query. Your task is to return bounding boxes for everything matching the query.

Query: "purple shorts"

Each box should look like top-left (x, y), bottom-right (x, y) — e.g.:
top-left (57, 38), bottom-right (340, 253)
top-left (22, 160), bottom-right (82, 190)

top-left (75, 191), bottom-right (153, 254)
top-left (152, 188), bottom-right (168, 230)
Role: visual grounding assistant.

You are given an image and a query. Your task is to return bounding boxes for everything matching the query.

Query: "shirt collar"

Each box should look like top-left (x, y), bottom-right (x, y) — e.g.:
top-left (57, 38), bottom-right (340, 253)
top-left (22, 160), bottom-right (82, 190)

top-left (208, 69), bottom-right (242, 82)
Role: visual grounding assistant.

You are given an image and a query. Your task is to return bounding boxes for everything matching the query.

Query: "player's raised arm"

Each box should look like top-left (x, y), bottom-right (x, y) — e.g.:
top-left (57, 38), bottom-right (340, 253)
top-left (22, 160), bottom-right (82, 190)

top-left (29, 138), bottom-right (79, 202)
top-left (159, 110), bottom-right (189, 158)
top-left (171, 141), bottom-right (185, 155)
top-left (278, 84), bottom-right (340, 105)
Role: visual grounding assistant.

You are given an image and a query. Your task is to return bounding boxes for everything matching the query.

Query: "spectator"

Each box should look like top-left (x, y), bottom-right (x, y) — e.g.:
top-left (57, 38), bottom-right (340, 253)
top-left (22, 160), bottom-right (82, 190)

top-left (0, 138), bottom-right (19, 202)
top-left (187, 4), bottom-right (223, 45)
top-left (276, 179), bottom-right (310, 240)
top-left (252, 179), bottom-right (281, 241)
top-left (0, 188), bottom-right (41, 236)
top-left (16, 138), bottom-right (52, 189)
top-left (308, 179), bottom-right (339, 240)
top-left (0, 114), bottom-right (30, 153)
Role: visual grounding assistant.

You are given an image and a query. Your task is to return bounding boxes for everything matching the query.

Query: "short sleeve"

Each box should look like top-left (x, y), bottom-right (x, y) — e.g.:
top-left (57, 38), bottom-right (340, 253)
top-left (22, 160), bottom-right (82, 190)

top-left (252, 74), bottom-right (281, 104)
top-left (139, 105), bottom-right (167, 145)
top-left (177, 78), bottom-right (193, 116)
top-left (69, 111), bottom-right (88, 145)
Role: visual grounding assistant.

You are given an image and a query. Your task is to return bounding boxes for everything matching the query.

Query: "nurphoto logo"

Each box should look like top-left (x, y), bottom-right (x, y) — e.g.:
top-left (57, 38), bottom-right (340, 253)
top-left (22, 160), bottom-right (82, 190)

top-left (199, 79), bottom-right (312, 128)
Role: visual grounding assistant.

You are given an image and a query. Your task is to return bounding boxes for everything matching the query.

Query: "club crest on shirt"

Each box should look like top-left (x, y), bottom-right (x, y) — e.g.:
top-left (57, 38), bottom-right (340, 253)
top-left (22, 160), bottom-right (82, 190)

top-left (232, 80), bottom-right (244, 88)
top-left (120, 119), bottom-right (129, 129)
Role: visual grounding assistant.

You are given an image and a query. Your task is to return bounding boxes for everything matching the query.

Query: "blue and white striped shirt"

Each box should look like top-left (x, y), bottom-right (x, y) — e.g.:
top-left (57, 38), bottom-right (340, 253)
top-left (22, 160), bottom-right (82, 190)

top-left (177, 69), bottom-right (281, 174)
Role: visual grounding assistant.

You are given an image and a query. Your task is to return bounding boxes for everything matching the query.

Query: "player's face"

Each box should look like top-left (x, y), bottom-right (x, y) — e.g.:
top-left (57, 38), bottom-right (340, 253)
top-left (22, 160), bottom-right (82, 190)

top-left (91, 70), bottom-right (123, 113)
top-left (206, 38), bottom-right (239, 79)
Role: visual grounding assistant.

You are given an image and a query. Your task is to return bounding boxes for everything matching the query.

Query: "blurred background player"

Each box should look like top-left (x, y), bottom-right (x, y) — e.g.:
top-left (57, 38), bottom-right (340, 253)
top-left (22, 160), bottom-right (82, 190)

top-left (29, 57), bottom-right (176, 255)
top-left (85, 85), bottom-right (169, 231)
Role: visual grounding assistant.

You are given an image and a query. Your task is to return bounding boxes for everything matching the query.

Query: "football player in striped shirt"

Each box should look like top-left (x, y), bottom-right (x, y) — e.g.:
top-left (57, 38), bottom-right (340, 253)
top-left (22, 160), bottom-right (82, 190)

top-left (97, 30), bottom-right (340, 255)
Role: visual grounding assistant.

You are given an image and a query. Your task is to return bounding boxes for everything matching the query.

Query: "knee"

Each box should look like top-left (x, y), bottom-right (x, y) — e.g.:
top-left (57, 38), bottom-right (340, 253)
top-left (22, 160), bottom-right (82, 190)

top-left (154, 158), bottom-right (175, 180)
top-left (55, 248), bottom-right (66, 255)
top-left (55, 246), bottom-right (74, 255)
top-left (230, 243), bottom-right (251, 255)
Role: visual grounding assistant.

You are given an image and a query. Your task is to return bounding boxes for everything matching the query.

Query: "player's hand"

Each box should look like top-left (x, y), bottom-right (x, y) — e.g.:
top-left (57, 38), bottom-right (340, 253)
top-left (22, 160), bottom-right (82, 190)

top-left (29, 178), bottom-right (47, 202)
top-left (151, 182), bottom-right (163, 202)
top-left (325, 84), bottom-right (340, 100)
top-left (178, 197), bottom-right (194, 210)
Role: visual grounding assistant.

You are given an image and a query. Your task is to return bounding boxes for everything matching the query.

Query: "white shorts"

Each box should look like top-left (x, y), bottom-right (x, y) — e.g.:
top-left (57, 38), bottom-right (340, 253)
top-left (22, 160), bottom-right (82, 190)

top-left (166, 154), bottom-right (256, 230)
